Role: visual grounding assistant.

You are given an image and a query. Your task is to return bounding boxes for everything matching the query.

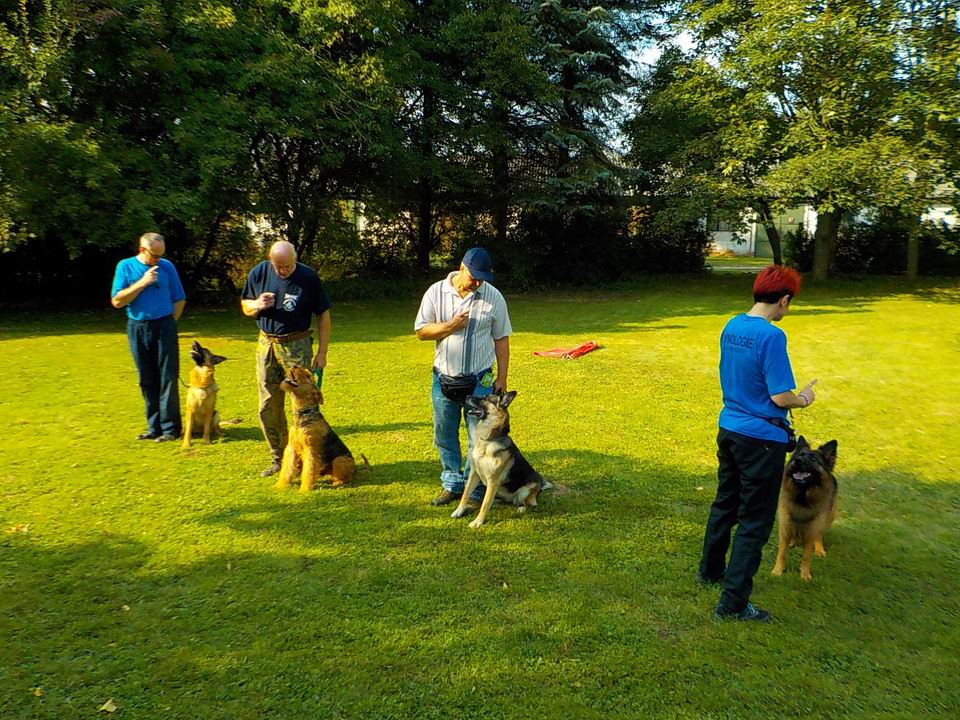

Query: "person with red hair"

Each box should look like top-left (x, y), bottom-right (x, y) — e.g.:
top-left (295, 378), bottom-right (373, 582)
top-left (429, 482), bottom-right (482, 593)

top-left (698, 264), bottom-right (819, 622)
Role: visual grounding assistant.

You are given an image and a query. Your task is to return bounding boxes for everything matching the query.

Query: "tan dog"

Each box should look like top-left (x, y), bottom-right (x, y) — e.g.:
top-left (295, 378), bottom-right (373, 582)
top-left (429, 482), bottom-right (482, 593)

top-left (772, 437), bottom-right (839, 581)
top-left (182, 341), bottom-right (227, 447)
top-left (450, 391), bottom-right (544, 528)
top-left (275, 365), bottom-right (355, 491)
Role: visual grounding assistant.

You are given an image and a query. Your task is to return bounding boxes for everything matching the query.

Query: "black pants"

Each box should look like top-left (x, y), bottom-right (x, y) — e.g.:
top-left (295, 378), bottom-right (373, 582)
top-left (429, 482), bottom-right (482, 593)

top-left (700, 429), bottom-right (786, 612)
top-left (127, 316), bottom-right (181, 437)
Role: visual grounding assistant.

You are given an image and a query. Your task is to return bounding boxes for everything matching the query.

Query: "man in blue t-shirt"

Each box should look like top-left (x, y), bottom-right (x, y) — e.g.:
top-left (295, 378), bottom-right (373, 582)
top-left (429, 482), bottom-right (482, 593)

top-left (698, 265), bottom-right (819, 623)
top-left (241, 241), bottom-right (332, 477)
top-left (111, 232), bottom-right (187, 442)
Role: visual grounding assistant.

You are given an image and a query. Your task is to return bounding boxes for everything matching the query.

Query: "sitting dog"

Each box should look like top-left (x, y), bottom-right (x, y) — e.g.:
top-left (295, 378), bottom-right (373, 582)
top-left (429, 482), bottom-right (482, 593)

top-left (772, 436), bottom-right (839, 581)
top-left (276, 365), bottom-right (355, 491)
top-left (182, 341), bottom-right (227, 447)
top-left (451, 391), bottom-right (544, 528)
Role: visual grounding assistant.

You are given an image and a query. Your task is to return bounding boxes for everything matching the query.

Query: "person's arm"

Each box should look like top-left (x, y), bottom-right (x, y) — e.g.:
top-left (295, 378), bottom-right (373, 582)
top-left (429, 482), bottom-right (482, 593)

top-left (313, 309), bottom-right (331, 369)
top-left (111, 266), bottom-right (158, 308)
top-left (416, 311), bottom-right (469, 341)
top-left (241, 294), bottom-right (274, 317)
top-left (172, 300), bottom-right (185, 321)
top-left (493, 336), bottom-right (509, 393)
top-left (771, 380), bottom-right (818, 409)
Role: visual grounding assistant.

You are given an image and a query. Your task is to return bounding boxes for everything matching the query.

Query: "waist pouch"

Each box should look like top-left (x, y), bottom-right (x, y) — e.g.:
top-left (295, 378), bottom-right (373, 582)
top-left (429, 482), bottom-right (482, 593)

top-left (438, 373), bottom-right (478, 403)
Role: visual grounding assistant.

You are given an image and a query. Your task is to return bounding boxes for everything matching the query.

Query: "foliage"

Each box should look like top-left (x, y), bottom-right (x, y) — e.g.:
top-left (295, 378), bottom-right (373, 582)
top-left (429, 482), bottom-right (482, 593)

top-left (784, 218), bottom-right (960, 276)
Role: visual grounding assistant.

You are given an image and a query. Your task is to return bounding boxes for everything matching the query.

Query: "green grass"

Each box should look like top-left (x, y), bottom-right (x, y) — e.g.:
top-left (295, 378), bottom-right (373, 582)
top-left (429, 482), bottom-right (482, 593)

top-left (2, 275), bottom-right (958, 719)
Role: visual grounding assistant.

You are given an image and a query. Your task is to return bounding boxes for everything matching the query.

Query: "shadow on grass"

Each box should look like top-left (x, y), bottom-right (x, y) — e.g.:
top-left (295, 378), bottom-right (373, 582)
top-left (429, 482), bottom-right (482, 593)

top-left (3, 463), bottom-right (957, 718)
top-left (3, 275), bottom-right (957, 343)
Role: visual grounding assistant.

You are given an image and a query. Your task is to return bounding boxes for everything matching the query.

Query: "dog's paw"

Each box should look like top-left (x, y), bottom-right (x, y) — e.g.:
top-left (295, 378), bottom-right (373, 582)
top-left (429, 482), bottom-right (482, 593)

top-left (516, 506), bottom-right (526, 514)
top-left (800, 569), bottom-right (813, 581)
top-left (450, 506), bottom-right (469, 519)
top-left (468, 518), bottom-right (485, 529)
top-left (771, 564), bottom-right (785, 577)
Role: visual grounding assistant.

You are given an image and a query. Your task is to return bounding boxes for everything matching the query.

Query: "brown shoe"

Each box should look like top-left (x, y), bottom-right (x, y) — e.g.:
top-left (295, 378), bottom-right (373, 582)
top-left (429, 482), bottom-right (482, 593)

top-left (260, 460), bottom-right (282, 477)
top-left (431, 489), bottom-right (462, 506)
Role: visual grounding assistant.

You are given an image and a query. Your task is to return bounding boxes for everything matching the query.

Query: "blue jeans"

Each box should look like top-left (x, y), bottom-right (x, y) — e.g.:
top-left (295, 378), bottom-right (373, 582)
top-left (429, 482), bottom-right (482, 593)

top-left (432, 369), bottom-right (493, 500)
top-left (127, 316), bottom-right (182, 437)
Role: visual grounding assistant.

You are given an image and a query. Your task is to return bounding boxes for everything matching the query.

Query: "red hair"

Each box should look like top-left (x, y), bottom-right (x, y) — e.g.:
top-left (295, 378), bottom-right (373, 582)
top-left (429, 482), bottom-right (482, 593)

top-left (753, 265), bottom-right (802, 303)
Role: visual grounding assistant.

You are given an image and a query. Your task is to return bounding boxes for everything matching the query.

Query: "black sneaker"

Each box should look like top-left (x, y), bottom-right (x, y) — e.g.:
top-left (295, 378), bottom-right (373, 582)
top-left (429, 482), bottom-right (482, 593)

top-left (697, 572), bottom-right (724, 586)
top-left (137, 431), bottom-right (160, 441)
top-left (431, 489), bottom-right (462, 506)
top-left (260, 460), bottom-right (282, 477)
top-left (715, 602), bottom-right (772, 623)
top-left (154, 434), bottom-right (177, 443)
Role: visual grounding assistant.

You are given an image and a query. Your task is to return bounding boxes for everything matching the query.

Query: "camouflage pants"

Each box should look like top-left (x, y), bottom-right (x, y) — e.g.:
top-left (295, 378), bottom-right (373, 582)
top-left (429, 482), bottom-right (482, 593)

top-left (256, 332), bottom-right (313, 462)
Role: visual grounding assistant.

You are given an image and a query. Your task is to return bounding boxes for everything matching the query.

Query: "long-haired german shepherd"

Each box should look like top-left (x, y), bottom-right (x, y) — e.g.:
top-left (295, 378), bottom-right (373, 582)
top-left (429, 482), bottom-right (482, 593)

top-left (772, 436), bottom-right (839, 581)
top-left (182, 341), bottom-right (227, 447)
top-left (450, 391), bottom-right (544, 528)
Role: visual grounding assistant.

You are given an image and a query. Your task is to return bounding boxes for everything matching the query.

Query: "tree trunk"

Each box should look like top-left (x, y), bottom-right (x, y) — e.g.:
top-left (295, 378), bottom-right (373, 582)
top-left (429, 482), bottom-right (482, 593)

top-left (765, 224), bottom-right (783, 266)
top-left (755, 199), bottom-right (782, 265)
top-left (416, 86), bottom-right (436, 274)
top-left (813, 209), bottom-right (841, 281)
top-left (491, 104), bottom-right (510, 247)
top-left (906, 215), bottom-right (921, 281)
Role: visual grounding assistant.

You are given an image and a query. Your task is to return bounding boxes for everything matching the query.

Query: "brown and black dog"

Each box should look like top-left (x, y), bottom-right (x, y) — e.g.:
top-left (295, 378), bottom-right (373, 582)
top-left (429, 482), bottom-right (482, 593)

top-left (275, 365), bottom-right (355, 491)
top-left (182, 341), bottom-right (227, 447)
top-left (772, 436), bottom-right (839, 581)
top-left (451, 391), bottom-right (544, 528)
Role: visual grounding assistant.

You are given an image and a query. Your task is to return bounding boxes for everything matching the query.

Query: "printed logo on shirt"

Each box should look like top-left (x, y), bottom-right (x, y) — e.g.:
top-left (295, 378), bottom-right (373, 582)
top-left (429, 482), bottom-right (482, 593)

top-left (282, 292), bottom-right (299, 312)
top-left (722, 332), bottom-right (754, 351)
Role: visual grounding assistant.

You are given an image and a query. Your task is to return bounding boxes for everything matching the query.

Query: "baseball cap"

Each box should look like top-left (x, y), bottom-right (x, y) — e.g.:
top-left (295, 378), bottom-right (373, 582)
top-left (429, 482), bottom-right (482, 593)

top-left (462, 247), bottom-right (494, 281)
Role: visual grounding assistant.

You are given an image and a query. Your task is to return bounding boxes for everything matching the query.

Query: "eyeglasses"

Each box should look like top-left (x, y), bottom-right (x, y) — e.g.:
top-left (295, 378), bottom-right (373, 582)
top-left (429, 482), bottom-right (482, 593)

top-left (140, 247), bottom-right (163, 259)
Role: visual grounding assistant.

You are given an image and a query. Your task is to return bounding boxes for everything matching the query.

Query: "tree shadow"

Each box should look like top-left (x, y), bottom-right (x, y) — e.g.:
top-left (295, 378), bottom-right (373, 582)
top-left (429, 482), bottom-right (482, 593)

top-left (3, 462), bottom-right (956, 718)
top-left (3, 275), bottom-right (957, 342)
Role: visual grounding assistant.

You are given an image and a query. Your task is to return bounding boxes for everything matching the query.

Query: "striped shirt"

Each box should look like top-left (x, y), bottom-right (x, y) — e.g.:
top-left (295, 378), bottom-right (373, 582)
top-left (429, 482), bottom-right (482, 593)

top-left (415, 273), bottom-right (513, 376)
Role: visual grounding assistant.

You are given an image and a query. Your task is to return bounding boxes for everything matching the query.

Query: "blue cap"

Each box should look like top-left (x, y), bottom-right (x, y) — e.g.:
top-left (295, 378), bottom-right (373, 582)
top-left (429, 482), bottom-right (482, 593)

top-left (462, 247), bottom-right (494, 281)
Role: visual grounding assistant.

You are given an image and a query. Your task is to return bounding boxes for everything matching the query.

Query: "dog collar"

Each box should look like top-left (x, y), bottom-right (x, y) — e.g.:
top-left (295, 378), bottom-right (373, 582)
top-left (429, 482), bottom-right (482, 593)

top-left (295, 406), bottom-right (323, 423)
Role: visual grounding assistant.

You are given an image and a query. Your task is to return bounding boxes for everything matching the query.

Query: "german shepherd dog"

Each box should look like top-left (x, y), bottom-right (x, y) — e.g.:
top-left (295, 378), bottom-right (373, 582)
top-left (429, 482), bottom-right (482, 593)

top-left (772, 436), bottom-right (839, 581)
top-left (182, 341), bottom-right (227, 447)
top-left (451, 391), bottom-right (544, 528)
top-left (276, 365), bottom-right (355, 491)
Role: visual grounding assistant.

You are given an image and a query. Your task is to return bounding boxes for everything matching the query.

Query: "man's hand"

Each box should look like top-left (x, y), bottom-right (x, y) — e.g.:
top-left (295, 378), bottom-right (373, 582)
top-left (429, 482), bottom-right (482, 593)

top-left (493, 378), bottom-right (506, 393)
top-left (255, 292), bottom-right (275, 312)
top-left (446, 310), bottom-right (470, 333)
top-left (312, 350), bottom-right (327, 370)
top-left (139, 266), bottom-right (159, 287)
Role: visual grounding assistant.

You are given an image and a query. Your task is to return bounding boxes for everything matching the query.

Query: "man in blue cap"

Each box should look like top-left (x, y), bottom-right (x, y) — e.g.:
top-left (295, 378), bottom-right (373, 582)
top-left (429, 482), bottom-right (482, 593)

top-left (414, 247), bottom-right (513, 506)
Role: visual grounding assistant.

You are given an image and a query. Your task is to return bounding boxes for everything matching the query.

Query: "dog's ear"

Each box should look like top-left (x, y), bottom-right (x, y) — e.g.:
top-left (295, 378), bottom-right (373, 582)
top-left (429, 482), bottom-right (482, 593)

top-left (211, 354), bottom-right (227, 365)
top-left (498, 390), bottom-right (518, 408)
top-left (795, 435), bottom-right (809, 450)
top-left (818, 440), bottom-right (838, 471)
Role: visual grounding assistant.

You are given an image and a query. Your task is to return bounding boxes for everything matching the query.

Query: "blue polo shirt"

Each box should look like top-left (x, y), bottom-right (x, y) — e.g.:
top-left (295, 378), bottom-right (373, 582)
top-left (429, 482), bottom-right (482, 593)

top-left (718, 314), bottom-right (796, 443)
top-left (242, 261), bottom-right (331, 336)
top-left (111, 257), bottom-right (186, 321)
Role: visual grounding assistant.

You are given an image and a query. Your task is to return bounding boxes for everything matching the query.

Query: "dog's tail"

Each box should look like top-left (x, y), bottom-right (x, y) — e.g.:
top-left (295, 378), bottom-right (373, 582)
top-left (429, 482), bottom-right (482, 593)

top-left (356, 453), bottom-right (371, 474)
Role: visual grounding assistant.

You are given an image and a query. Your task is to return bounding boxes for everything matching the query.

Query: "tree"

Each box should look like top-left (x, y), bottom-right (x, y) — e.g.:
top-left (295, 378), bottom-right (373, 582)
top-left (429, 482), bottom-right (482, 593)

top-left (627, 48), bottom-right (790, 265)
top-left (681, 0), bottom-right (946, 279)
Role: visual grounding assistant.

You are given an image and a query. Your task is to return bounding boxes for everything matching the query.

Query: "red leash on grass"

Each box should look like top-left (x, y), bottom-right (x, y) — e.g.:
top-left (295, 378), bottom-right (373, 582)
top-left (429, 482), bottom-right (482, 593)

top-left (532, 341), bottom-right (599, 359)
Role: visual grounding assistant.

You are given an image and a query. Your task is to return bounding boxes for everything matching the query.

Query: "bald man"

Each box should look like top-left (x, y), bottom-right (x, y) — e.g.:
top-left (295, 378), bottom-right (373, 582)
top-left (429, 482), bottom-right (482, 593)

top-left (242, 241), bottom-right (332, 477)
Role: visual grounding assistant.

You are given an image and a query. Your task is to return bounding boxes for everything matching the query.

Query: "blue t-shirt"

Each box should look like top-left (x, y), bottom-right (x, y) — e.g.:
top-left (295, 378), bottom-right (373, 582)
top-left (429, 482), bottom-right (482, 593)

top-left (111, 257), bottom-right (186, 321)
top-left (718, 314), bottom-right (796, 443)
top-left (242, 261), bottom-right (331, 336)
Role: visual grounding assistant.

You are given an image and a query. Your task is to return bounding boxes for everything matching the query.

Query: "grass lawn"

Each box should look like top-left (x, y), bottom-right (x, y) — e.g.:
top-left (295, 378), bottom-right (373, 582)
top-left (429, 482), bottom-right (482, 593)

top-left (2, 274), bottom-right (958, 719)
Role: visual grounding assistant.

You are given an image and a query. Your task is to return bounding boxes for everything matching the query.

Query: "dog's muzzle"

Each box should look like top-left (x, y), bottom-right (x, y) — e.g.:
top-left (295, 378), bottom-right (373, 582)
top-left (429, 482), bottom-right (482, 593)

top-left (464, 396), bottom-right (485, 418)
